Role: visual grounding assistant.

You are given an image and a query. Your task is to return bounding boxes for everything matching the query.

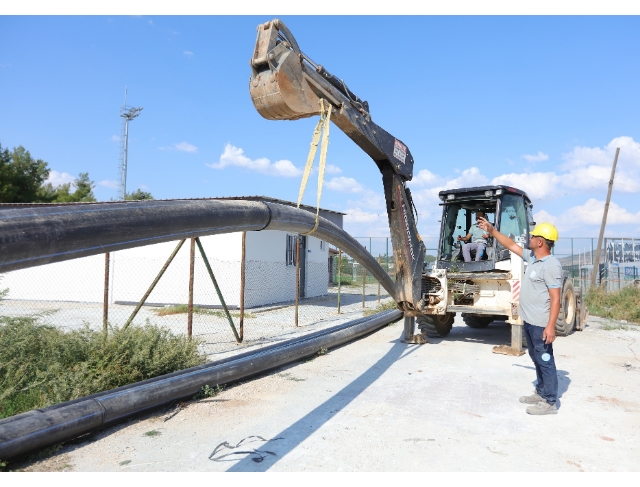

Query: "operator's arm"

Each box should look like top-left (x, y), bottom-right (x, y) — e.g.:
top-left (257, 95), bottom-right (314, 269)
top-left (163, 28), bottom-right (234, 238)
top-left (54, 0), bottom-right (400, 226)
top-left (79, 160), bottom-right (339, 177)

top-left (457, 233), bottom-right (472, 243)
top-left (477, 217), bottom-right (523, 258)
top-left (544, 287), bottom-right (560, 344)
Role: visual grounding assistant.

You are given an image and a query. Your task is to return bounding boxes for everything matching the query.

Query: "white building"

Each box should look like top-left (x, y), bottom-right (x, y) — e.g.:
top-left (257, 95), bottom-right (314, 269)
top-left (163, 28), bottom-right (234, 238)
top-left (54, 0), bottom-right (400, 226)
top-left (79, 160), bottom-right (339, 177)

top-left (0, 197), bottom-right (344, 309)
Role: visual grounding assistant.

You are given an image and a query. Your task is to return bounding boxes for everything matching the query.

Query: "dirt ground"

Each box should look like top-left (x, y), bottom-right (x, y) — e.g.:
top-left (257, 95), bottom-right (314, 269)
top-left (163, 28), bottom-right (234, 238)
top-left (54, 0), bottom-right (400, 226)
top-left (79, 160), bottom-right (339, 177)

top-left (11, 314), bottom-right (640, 472)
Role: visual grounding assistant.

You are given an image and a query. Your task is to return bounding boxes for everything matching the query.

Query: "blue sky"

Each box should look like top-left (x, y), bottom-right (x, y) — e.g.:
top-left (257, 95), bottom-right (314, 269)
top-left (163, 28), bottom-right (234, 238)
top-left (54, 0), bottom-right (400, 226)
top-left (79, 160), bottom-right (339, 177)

top-left (1, 15), bottom-right (640, 249)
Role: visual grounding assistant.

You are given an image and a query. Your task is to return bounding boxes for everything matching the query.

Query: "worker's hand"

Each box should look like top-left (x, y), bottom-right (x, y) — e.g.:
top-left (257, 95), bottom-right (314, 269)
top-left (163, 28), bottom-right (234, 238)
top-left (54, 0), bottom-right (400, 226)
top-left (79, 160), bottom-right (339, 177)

top-left (477, 217), bottom-right (493, 235)
top-left (482, 233), bottom-right (489, 239)
top-left (543, 324), bottom-right (556, 344)
top-left (457, 235), bottom-right (462, 241)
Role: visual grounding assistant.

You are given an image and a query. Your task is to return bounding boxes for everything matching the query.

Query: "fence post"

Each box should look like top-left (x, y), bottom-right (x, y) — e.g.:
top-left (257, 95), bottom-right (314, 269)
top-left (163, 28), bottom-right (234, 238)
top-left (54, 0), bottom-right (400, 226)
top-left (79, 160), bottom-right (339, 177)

top-left (239, 231), bottom-right (246, 342)
top-left (337, 249), bottom-right (342, 314)
top-left (386, 237), bottom-right (389, 272)
top-left (362, 255), bottom-right (367, 309)
top-left (377, 255), bottom-right (381, 303)
top-left (103, 252), bottom-right (110, 334)
top-left (571, 238), bottom-right (574, 278)
top-left (187, 238), bottom-right (195, 339)
top-left (295, 235), bottom-right (300, 327)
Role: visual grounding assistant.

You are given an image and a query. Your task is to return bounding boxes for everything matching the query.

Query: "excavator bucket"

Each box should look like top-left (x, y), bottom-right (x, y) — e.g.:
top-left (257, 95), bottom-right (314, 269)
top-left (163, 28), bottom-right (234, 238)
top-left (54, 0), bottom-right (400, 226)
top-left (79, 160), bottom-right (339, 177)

top-left (249, 19), bottom-right (322, 121)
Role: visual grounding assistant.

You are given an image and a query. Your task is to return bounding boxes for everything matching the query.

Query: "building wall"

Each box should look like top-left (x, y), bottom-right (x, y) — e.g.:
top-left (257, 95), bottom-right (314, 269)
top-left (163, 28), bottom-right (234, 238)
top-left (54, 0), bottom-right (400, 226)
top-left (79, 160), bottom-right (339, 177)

top-left (243, 230), bottom-right (329, 308)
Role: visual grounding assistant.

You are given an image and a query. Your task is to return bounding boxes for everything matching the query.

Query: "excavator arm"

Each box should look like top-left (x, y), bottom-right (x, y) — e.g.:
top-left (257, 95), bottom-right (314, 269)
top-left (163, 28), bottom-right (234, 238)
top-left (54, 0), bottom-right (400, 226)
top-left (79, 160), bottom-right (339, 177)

top-left (249, 19), bottom-right (426, 314)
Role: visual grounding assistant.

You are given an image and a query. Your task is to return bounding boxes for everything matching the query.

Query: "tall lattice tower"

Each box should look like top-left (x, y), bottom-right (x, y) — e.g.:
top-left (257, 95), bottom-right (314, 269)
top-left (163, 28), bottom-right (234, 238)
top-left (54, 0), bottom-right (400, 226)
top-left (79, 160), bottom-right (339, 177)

top-left (118, 88), bottom-right (143, 201)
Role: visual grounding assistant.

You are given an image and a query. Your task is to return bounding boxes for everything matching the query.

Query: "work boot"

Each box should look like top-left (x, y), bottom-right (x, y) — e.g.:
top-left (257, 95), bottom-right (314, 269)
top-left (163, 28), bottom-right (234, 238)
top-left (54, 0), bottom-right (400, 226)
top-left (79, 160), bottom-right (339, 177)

top-left (519, 392), bottom-right (543, 404)
top-left (526, 401), bottom-right (558, 415)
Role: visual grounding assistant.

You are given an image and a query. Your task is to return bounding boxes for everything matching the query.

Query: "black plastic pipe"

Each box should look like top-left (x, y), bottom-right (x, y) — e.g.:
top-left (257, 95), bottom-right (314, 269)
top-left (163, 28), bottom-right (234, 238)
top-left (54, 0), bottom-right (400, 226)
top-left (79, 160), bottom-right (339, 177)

top-left (0, 309), bottom-right (402, 460)
top-left (0, 199), bottom-right (396, 297)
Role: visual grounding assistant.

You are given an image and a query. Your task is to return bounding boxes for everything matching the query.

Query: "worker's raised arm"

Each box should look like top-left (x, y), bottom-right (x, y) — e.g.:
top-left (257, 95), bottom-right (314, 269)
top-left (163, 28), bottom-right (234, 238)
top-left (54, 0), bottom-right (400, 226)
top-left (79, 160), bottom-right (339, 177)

top-left (477, 217), bottom-right (523, 258)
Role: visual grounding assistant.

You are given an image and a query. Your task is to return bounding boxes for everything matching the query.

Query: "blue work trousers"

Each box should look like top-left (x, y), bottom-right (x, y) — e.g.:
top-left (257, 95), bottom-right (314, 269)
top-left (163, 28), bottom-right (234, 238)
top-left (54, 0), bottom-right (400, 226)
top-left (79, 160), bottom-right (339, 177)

top-left (523, 322), bottom-right (558, 405)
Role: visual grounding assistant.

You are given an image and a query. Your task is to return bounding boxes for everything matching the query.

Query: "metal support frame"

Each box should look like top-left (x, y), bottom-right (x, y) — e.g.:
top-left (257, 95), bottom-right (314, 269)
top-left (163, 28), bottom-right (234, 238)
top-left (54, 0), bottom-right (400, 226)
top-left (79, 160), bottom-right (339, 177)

top-left (122, 239), bottom-right (186, 330)
top-left (195, 238), bottom-right (241, 343)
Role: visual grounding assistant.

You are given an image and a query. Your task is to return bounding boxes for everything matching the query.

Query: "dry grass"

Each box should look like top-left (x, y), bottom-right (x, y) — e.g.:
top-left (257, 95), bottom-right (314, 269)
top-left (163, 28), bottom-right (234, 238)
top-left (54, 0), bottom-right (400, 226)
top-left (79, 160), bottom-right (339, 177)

top-left (585, 286), bottom-right (640, 324)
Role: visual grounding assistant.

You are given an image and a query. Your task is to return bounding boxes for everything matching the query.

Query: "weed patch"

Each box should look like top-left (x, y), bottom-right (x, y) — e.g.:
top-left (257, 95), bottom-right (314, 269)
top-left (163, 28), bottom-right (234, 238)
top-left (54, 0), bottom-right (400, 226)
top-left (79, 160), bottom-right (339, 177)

top-left (192, 384), bottom-right (224, 400)
top-left (144, 430), bottom-right (161, 437)
top-left (363, 299), bottom-right (398, 317)
top-left (585, 287), bottom-right (640, 324)
top-left (154, 305), bottom-right (255, 319)
top-left (0, 316), bottom-right (205, 419)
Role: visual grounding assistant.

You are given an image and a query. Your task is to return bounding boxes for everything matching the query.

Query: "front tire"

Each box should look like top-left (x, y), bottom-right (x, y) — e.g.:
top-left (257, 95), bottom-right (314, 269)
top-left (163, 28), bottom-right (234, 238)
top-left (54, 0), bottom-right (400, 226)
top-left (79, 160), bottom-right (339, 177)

top-left (555, 280), bottom-right (576, 336)
top-left (461, 313), bottom-right (493, 328)
top-left (417, 313), bottom-right (455, 337)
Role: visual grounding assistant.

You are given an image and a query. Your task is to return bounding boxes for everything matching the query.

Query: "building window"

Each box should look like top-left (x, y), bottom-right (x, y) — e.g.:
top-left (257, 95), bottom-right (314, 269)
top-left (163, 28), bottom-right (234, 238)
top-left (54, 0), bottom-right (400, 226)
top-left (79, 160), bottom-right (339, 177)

top-left (286, 234), bottom-right (297, 266)
top-left (320, 240), bottom-right (325, 250)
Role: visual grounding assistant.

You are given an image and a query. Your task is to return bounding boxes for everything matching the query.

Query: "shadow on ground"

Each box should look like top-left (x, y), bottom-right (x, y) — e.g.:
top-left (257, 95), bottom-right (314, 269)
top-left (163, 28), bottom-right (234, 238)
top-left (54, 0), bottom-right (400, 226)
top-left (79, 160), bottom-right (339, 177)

top-left (222, 337), bottom-right (419, 471)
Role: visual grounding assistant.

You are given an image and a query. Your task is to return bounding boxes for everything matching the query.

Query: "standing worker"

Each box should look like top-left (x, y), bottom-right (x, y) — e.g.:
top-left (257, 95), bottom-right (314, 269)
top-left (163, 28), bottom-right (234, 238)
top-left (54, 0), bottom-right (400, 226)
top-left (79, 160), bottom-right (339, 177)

top-left (477, 217), bottom-right (562, 415)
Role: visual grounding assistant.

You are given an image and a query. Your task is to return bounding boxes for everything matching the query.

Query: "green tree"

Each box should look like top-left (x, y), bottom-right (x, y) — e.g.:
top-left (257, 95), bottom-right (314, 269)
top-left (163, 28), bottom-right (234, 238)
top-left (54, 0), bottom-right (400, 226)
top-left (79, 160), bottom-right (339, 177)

top-left (39, 172), bottom-right (96, 203)
top-left (0, 144), bottom-right (51, 203)
top-left (125, 188), bottom-right (154, 200)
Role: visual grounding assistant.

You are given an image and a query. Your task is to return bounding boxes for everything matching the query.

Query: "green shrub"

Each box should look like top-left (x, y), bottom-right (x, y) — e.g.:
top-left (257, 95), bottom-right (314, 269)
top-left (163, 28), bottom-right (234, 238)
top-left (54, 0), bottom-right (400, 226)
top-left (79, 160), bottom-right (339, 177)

top-left (0, 316), bottom-right (205, 419)
top-left (585, 286), bottom-right (640, 324)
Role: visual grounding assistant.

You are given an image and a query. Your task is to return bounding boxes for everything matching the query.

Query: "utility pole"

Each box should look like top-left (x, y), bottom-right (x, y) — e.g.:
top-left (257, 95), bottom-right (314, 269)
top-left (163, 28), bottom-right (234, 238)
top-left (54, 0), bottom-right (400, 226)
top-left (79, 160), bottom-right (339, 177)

top-left (118, 87), bottom-right (143, 201)
top-left (591, 147), bottom-right (620, 288)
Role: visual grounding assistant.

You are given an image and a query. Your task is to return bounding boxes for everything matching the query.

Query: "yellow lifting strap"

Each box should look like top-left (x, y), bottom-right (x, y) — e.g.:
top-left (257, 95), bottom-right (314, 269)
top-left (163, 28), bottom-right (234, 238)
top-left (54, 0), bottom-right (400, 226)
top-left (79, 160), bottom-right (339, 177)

top-left (297, 99), bottom-right (332, 236)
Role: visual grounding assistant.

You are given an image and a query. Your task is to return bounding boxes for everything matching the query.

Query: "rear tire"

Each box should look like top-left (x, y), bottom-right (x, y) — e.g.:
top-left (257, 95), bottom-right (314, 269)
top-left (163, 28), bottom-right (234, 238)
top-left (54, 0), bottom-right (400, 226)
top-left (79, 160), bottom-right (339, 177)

top-left (417, 313), bottom-right (455, 337)
top-left (556, 280), bottom-right (576, 336)
top-left (461, 313), bottom-right (493, 328)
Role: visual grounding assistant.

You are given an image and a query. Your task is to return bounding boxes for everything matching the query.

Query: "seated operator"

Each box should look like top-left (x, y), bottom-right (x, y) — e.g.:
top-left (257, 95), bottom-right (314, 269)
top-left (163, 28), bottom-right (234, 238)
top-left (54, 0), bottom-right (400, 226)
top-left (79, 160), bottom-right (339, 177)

top-left (457, 211), bottom-right (490, 262)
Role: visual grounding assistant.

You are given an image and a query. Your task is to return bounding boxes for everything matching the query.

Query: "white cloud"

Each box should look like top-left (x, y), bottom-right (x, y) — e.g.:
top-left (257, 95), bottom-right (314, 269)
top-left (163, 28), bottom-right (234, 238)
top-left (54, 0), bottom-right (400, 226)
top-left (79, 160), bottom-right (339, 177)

top-left (408, 169), bottom-right (441, 187)
top-left (46, 170), bottom-right (74, 186)
top-left (98, 180), bottom-right (119, 189)
top-left (207, 143), bottom-right (302, 178)
top-left (325, 176), bottom-right (365, 193)
top-left (325, 164), bottom-right (342, 175)
top-left (443, 167), bottom-right (489, 190)
top-left (183, 51), bottom-right (194, 58)
top-left (561, 198), bottom-right (640, 226)
top-left (561, 136), bottom-right (640, 193)
top-left (174, 142), bottom-right (197, 153)
top-left (522, 151), bottom-right (549, 163)
top-left (532, 209), bottom-right (558, 226)
top-left (344, 208), bottom-right (381, 223)
top-left (491, 172), bottom-right (560, 200)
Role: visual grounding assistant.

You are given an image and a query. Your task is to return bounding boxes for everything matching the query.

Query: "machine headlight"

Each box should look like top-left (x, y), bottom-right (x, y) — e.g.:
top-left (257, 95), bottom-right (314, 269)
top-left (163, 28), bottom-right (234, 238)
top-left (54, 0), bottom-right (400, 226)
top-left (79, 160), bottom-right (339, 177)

top-left (484, 190), bottom-right (493, 197)
top-left (495, 189), bottom-right (503, 195)
top-left (447, 194), bottom-right (455, 200)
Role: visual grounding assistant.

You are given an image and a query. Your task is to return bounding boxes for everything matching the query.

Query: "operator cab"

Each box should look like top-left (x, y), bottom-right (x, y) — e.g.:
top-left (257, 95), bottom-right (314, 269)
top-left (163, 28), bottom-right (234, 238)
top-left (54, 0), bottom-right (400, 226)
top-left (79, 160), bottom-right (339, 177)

top-left (436, 185), bottom-right (534, 272)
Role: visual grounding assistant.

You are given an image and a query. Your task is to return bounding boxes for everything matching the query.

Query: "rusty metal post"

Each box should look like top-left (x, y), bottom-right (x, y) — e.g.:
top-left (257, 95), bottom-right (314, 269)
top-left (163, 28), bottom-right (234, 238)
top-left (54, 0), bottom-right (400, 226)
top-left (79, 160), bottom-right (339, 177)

top-left (362, 259), bottom-right (367, 309)
top-left (195, 238), bottom-right (241, 343)
top-left (239, 231), bottom-right (246, 342)
top-left (337, 249), bottom-right (342, 314)
top-left (188, 238), bottom-right (195, 339)
top-left (123, 239), bottom-right (186, 330)
top-left (377, 255), bottom-right (381, 303)
top-left (103, 252), bottom-right (110, 334)
top-left (295, 235), bottom-right (300, 327)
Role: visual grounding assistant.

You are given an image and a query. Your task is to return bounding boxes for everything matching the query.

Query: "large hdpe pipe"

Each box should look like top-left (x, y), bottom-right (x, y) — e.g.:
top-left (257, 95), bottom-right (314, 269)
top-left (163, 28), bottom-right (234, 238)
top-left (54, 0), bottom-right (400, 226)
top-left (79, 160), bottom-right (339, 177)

top-left (0, 199), bottom-right (395, 297)
top-left (0, 309), bottom-right (402, 460)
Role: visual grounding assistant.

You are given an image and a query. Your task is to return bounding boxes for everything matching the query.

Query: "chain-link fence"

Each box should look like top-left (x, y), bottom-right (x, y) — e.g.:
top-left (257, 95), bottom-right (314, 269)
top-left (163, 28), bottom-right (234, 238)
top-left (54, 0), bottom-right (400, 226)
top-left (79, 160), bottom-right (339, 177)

top-left (0, 233), bottom-right (396, 358)
top-left (552, 237), bottom-right (640, 293)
